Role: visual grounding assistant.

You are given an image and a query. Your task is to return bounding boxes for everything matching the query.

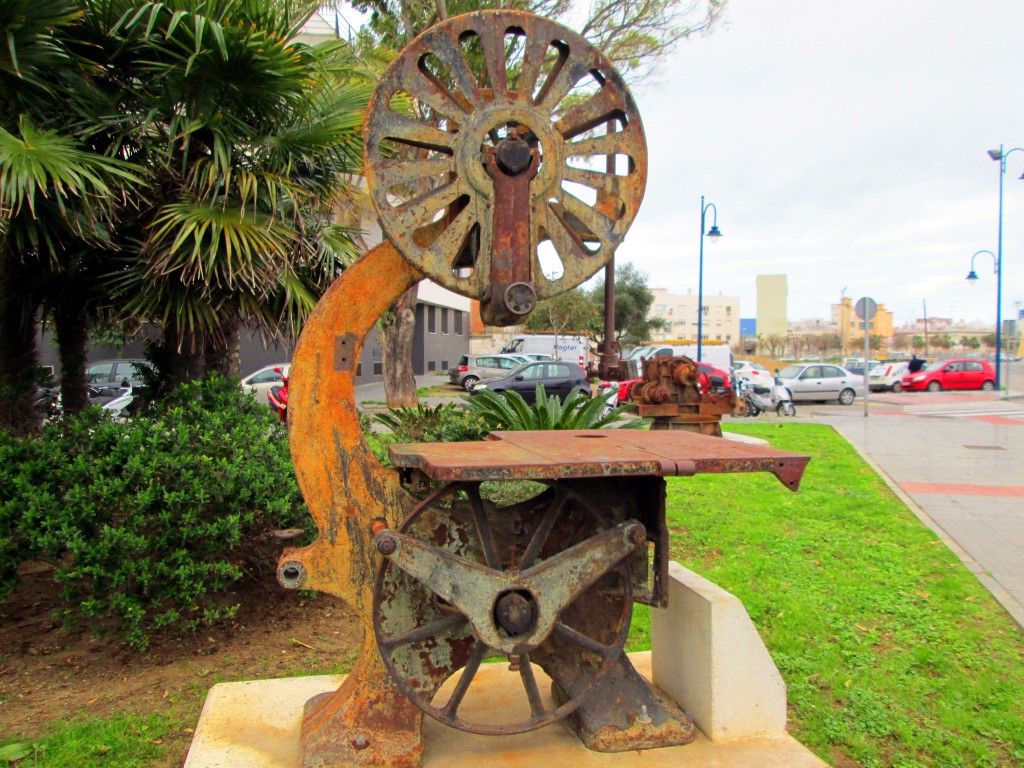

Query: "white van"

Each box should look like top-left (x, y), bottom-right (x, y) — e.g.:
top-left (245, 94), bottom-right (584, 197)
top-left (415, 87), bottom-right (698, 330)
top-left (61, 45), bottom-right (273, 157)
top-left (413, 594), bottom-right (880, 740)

top-left (500, 334), bottom-right (590, 363)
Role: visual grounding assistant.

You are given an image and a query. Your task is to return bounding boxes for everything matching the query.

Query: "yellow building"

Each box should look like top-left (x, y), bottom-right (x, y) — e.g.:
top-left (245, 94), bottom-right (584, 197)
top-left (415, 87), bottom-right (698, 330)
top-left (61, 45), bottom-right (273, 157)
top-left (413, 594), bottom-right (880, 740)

top-left (756, 275), bottom-right (788, 340)
top-left (834, 297), bottom-right (894, 355)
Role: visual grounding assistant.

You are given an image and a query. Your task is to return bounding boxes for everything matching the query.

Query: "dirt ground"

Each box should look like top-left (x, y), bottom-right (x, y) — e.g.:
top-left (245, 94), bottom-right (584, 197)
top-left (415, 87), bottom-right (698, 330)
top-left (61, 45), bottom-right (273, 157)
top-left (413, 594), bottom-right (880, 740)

top-left (0, 565), bottom-right (361, 766)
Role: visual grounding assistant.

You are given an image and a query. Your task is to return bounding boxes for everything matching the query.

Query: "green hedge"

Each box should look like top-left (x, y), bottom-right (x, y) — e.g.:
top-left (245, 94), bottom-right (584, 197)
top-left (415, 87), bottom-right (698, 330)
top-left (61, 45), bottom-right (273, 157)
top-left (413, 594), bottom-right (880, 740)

top-left (0, 375), bottom-right (309, 649)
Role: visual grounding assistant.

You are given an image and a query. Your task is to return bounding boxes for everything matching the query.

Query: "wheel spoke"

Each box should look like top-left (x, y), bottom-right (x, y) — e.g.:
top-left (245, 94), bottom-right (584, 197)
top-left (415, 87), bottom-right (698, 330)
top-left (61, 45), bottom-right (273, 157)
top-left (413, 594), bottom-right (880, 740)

top-left (477, 24), bottom-right (508, 94)
top-left (552, 620), bottom-right (619, 659)
top-left (374, 112), bottom-right (455, 155)
top-left (466, 483), bottom-right (502, 570)
top-left (518, 35), bottom-right (551, 99)
top-left (559, 188), bottom-right (615, 246)
top-left (430, 33), bottom-right (482, 108)
top-left (520, 486), bottom-right (567, 569)
top-left (566, 126), bottom-right (640, 159)
top-left (391, 178), bottom-right (466, 231)
top-left (553, 87), bottom-right (624, 141)
top-left (442, 641), bottom-right (487, 718)
top-left (374, 157), bottom-right (456, 194)
top-left (380, 612), bottom-right (468, 649)
top-left (517, 654), bottom-right (547, 717)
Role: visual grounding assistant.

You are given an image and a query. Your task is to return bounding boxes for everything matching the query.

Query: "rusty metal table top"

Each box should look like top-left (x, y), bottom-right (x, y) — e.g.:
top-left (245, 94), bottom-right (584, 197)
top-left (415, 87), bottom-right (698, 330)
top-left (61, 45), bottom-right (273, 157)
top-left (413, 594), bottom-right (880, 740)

top-left (389, 430), bottom-right (809, 490)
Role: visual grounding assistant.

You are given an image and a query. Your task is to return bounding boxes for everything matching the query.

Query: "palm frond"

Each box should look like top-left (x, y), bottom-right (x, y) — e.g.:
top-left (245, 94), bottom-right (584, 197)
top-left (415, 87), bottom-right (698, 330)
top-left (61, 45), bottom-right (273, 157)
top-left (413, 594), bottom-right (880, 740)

top-left (145, 199), bottom-right (296, 291)
top-left (0, 116), bottom-right (140, 218)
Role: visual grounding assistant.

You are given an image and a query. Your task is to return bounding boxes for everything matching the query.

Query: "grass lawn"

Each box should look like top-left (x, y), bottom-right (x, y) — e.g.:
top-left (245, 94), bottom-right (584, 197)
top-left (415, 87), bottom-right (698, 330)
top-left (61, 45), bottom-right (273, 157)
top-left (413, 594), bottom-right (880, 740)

top-left (4, 423), bottom-right (1022, 766)
top-left (629, 422), bottom-right (1024, 767)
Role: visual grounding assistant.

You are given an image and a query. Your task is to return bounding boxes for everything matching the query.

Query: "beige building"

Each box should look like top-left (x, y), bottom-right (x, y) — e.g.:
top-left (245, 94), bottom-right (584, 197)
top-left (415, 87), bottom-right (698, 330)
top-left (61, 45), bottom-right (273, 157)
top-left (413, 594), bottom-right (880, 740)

top-left (648, 289), bottom-right (741, 347)
top-left (833, 297), bottom-right (895, 354)
top-left (756, 275), bottom-right (788, 340)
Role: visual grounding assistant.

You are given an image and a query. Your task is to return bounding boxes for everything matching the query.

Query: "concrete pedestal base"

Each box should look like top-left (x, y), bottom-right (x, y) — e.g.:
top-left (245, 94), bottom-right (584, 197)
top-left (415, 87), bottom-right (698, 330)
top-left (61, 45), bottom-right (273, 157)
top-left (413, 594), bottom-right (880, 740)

top-left (184, 652), bottom-right (825, 768)
top-left (185, 562), bottom-right (827, 767)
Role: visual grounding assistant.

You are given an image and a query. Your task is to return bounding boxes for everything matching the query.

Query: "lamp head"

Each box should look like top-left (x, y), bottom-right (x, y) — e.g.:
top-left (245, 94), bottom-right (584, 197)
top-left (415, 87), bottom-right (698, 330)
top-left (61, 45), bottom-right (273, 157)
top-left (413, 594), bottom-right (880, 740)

top-left (988, 148), bottom-right (1003, 161)
top-left (706, 225), bottom-right (722, 242)
top-left (966, 269), bottom-right (980, 284)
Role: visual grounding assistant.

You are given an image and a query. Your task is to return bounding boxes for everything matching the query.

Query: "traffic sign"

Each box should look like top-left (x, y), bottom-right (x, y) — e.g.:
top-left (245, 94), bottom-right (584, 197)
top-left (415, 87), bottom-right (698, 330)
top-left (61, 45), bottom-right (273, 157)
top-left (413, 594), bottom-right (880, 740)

top-left (855, 297), bottom-right (877, 321)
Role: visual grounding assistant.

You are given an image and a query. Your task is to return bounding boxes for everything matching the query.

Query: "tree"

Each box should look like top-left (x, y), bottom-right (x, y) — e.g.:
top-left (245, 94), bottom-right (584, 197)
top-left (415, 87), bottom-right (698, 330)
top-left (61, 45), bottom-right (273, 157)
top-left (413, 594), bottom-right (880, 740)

top-left (585, 262), bottom-right (663, 346)
top-left (345, 0), bottom-right (727, 405)
top-left (99, 0), bottom-right (370, 388)
top-left (0, 1), bottom-right (142, 431)
top-left (523, 288), bottom-right (598, 343)
top-left (962, 336), bottom-right (980, 350)
top-left (1, 0), bottom-right (372, 429)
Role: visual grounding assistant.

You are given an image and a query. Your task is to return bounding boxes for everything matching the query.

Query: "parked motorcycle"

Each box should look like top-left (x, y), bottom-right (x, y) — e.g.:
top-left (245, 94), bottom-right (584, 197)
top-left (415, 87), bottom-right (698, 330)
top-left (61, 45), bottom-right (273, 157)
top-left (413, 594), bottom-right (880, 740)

top-left (739, 377), bottom-right (796, 417)
top-left (267, 367), bottom-right (289, 422)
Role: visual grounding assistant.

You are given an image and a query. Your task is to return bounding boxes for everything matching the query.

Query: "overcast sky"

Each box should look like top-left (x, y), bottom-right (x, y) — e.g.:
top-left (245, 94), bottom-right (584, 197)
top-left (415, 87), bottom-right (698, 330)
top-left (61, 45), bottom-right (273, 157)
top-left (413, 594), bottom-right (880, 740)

top-left (613, 0), bottom-right (1024, 327)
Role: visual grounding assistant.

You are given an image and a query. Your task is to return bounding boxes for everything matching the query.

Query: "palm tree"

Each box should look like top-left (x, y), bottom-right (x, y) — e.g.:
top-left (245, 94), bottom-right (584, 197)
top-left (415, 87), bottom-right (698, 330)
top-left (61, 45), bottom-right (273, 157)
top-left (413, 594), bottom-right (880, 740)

top-left (99, 0), bottom-right (372, 385)
top-left (0, 1), bottom-right (141, 431)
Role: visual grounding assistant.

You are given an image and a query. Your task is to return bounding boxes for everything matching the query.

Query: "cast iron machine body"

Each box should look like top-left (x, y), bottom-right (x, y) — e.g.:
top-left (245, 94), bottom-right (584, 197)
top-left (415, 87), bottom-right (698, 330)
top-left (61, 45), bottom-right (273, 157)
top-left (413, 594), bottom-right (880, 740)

top-left (275, 11), bottom-right (808, 767)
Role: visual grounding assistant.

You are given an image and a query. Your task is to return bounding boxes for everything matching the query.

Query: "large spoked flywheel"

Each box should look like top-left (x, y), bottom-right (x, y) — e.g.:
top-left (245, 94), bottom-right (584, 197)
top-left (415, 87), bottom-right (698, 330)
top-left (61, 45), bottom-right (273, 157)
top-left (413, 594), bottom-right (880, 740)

top-left (372, 481), bottom-right (645, 735)
top-left (364, 10), bottom-right (647, 322)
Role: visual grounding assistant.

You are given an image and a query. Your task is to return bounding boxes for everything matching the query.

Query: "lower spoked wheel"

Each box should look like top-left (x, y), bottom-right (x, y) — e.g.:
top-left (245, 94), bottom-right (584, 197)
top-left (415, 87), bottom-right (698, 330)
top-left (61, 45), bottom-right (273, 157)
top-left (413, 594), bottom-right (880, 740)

top-left (926, 381), bottom-right (942, 392)
top-left (838, 388), bottom-right (856, 405)
top-left (778, 401), bottom-right (796, 417)
top-left (373, 481), bottom-right (641, 735)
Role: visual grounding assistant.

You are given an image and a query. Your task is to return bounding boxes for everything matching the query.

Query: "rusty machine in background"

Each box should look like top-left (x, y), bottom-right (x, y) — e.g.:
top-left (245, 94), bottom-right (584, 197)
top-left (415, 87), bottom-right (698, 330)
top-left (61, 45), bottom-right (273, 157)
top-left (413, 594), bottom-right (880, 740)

top-left (275, 10), bottom-right (808, 768)
top-left (629, 355), bottom-right (745, 436)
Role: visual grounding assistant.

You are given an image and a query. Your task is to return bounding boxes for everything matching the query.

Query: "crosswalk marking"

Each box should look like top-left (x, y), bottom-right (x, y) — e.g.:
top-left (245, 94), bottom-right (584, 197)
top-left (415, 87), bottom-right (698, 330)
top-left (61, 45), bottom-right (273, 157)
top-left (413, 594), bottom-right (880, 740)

top-left (901, 401), bottom-right (1024, 419)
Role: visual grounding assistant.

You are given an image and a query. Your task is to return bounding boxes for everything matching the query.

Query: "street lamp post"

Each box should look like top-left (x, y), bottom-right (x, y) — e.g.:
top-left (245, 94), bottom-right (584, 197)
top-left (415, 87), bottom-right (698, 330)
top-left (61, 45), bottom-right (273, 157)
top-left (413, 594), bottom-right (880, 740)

top-left (977, 145), bottom-right (1024, 389)
top-left (966, 250), bottom-right (998, 376)
top-left (697, 196), bottom-right (722, 363)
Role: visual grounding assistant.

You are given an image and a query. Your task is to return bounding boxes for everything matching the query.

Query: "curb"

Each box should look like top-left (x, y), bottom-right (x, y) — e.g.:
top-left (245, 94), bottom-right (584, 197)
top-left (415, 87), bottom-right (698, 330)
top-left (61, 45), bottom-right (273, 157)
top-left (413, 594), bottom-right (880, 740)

top-left (828, 422), bottom-right (1024, 631)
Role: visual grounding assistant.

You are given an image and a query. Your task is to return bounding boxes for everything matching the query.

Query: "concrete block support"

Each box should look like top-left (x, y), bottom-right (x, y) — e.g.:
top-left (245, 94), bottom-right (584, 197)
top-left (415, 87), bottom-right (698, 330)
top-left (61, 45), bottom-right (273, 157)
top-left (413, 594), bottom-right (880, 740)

top-left (651, 561), bottom-right (788, 742)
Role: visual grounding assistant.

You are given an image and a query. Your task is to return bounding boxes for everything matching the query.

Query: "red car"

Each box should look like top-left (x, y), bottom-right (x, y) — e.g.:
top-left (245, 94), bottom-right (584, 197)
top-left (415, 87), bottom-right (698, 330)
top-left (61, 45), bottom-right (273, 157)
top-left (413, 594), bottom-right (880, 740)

top-left (899, 359), bottom-right (996, 392)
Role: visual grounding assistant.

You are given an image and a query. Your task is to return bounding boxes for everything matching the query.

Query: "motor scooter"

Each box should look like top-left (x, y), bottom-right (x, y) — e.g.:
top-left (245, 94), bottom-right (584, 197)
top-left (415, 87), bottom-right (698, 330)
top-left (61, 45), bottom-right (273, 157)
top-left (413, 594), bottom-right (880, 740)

top-left (739, 376), bottom-right (796, 417)
top-left (267, 367), bottom-right (289, 422)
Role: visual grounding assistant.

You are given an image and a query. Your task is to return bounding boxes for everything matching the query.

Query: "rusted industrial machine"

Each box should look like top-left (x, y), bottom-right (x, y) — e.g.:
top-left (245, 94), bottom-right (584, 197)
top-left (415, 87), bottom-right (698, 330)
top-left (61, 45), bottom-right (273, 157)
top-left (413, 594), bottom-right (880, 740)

top-left (276, 10), bottom-right (808, 768)
top-left (630, 354), bottom-right (745, 436)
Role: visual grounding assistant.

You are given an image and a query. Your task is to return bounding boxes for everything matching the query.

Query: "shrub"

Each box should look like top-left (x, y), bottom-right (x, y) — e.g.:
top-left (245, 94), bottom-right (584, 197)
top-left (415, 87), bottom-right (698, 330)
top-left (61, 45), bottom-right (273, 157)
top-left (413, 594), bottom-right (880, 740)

top-left (0, 375), bottom-right (309, 650)
top-left (462, 385), bottom-right (645, 431)
top-left (370, 402), bottom-right (489, 444)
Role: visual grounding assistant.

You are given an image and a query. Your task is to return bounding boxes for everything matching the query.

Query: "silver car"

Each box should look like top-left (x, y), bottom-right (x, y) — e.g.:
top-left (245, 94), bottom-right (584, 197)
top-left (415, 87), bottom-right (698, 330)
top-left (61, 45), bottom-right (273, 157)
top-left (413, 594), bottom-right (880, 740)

top-left (776, 363), bottom-right (865, 405)
top-left (448, 354), bottom-right (529, 391)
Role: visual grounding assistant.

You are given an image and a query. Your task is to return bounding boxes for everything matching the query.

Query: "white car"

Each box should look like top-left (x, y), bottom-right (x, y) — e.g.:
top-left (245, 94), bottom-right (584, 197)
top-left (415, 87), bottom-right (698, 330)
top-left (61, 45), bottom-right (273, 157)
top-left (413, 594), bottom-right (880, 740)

top-left (241, 363), bottom-right (290, 401)
top-left (868, 361), bottom-right (910, 392)
top-left (733, 360), bottom-right (772, 383)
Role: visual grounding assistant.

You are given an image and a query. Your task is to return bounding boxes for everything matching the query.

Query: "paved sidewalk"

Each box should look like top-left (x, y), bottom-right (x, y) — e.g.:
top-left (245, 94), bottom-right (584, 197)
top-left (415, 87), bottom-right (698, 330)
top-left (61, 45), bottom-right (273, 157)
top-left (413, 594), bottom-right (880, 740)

top-left (804, 391), bottom-right (1024, 629)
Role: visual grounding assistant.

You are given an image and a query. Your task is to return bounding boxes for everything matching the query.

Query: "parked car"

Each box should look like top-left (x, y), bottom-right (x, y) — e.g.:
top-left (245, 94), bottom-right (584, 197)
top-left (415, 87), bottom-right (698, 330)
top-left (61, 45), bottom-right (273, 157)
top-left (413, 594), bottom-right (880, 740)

top-left (776, 363), bottom-right (864, 405)
top-left (733, 360), bottom-right (771, 383)
top-left (900, 359), bottom-right (997, 392)
top-left (448, 354), bottom-right (529, 391)
top-left (842, 357), bottom-right (881, 376)
top-left (85, 359), bottom-right (152, 389)
top-left (868, 360), bottom-right (910, 392)
top-left (241, 363), bottom-right (291, 401)
top-left (470, 361), bottom-right (590, 404)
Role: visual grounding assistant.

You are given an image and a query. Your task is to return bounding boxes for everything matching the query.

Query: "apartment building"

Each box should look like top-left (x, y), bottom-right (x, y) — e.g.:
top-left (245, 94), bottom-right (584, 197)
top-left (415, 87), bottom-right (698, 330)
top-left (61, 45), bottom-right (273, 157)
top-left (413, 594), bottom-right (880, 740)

top-left (647, 289), bottom-right (741, 346)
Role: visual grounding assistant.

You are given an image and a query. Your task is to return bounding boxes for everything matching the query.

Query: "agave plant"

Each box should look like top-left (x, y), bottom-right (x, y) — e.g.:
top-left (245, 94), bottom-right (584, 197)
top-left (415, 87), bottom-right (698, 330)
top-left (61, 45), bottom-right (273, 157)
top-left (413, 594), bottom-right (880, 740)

top-left (462, 385), bottom-right (645, 432)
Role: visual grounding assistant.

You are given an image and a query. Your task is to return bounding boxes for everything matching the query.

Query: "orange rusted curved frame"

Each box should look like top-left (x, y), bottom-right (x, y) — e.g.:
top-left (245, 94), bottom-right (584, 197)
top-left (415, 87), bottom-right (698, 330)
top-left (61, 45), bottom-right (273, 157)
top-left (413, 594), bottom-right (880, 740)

top-left (278, 242), bottom-right (425, 767)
